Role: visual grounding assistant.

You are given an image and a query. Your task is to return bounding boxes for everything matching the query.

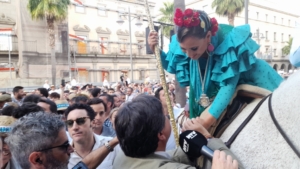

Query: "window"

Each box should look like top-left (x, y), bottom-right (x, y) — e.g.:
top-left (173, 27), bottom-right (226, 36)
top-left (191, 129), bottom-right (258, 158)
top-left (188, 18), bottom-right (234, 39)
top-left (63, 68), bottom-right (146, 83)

top-left (288, 20), bottom-right (291, 26)
top-left (265, 14), bottom-right (268, 22)
top-left (281, 33), bottom-right (284, 42)
top-left (288, 34), bottom-right (291, 39)
top-left (274, 32), bottom-right (276, 41)
top-left (274, 49), bottom-right (277, 56)
top-left (76, 36), bottom-right (87, 54)
top-left (98, 4), bottom-right (106, 16)
top-left (0, 31), bottom-right (12, 51)
top-left (119, 39), bottom-right (128, 55)
top-left (256, 12), bottom-right (259, 20)
top-left (281, 18), bottom-right (284, 24)
top-left (75, 5), bottom-right (85, 13)
top-left (99, 37), bottom-right (109, 54)
top-left (274, 16), bottom-right (276, 23)
top-left (265, 31), bottom-right (268, 40)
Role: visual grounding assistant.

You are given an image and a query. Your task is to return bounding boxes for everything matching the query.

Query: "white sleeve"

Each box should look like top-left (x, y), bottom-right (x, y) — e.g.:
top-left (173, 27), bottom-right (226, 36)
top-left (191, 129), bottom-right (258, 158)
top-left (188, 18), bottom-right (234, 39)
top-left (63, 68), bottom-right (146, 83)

top-left (290, 22), bottom-right (300, 67)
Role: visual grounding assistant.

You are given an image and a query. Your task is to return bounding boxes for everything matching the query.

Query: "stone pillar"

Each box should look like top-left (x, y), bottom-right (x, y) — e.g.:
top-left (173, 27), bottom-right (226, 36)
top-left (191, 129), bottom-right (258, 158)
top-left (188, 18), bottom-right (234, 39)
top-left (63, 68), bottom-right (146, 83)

top-left (93, 62), bottom-right (97, 83)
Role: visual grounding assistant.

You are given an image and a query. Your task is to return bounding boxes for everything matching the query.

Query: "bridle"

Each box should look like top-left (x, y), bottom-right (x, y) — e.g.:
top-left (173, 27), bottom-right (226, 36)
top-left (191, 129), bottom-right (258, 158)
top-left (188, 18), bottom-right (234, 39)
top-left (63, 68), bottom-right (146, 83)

top-left (225, 94), bottom-right (300, 158)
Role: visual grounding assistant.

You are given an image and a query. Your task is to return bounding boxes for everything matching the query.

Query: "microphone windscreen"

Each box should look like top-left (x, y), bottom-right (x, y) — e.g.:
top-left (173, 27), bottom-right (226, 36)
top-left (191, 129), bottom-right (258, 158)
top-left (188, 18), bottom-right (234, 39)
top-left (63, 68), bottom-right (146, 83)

top-left (179, 130), bottom-right (208, 158)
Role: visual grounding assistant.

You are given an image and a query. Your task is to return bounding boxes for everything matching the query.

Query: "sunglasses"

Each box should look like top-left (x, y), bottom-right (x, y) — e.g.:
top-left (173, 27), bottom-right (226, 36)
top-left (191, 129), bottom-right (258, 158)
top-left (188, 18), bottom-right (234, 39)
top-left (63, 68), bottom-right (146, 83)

top-left (65, 117), bottom-right (90, 128)
top-left (38, 141), bottom-right (70, 152)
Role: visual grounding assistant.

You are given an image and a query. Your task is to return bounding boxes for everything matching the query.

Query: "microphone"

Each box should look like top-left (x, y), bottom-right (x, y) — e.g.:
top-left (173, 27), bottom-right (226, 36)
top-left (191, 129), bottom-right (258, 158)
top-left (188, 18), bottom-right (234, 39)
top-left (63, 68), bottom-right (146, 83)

top-left (179, 130), bottom-right (214, 160)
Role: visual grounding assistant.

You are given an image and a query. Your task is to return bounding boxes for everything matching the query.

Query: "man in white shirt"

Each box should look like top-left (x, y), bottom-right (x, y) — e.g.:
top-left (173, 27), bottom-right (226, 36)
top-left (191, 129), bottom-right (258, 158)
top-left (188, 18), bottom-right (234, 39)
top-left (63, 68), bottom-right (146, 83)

top-left (65, 81), bottom-right (72, 91)
top-left (43, 80), bottom-right (50, 89)
top-left (64, 103), bottom-right (116, 169)
top-left (71, 78), bottom-right (77, 87)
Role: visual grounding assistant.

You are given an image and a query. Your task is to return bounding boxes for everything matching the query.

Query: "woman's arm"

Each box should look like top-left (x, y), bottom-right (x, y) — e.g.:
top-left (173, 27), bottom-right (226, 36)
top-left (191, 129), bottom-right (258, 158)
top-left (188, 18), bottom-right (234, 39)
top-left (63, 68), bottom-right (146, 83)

top-left (201, 75), bottom-right (240, 129)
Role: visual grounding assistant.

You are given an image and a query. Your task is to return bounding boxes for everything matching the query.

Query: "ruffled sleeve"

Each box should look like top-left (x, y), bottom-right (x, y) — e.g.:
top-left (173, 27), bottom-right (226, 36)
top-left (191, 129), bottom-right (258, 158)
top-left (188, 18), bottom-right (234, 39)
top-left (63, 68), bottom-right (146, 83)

top-left (211, 24), bottom-right (259, 86)
top-left (161, 35), bottom-right (190, 87)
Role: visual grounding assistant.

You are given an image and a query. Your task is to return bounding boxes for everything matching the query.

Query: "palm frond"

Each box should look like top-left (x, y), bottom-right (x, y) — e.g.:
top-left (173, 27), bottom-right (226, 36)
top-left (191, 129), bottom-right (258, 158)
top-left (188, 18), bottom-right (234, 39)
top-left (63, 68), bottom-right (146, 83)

top-left (27, 0), bottom-right (70, 21)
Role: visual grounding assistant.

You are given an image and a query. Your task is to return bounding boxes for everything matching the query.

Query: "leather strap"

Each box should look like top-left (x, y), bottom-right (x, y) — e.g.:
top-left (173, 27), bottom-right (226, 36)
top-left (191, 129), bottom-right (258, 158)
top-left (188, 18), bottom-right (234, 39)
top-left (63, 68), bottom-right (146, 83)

top-left (268, 93), bottom-right (300, 158)
top-left (225, 95), bottom-right (270, 148)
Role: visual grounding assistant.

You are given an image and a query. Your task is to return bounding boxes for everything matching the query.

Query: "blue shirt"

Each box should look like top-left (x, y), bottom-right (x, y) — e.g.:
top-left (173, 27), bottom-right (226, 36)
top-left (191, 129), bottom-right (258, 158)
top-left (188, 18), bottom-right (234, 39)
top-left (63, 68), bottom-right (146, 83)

top-left (102, 119), bottom-right (116, 137)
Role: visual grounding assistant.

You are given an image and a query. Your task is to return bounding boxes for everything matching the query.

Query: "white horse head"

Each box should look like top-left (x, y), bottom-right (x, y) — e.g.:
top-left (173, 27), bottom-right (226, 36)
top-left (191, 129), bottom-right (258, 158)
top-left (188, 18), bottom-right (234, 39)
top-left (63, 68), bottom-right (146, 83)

top-left (220, 71), bottom-right (300, 168)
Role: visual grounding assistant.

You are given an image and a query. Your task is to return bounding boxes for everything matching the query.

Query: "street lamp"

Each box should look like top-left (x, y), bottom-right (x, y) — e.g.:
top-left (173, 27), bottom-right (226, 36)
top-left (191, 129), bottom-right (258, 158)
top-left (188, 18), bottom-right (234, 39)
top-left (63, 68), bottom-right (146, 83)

top-left (253, 28), bottom-right (265, 58)
top-left (116, 7), bottom-right (143, 82)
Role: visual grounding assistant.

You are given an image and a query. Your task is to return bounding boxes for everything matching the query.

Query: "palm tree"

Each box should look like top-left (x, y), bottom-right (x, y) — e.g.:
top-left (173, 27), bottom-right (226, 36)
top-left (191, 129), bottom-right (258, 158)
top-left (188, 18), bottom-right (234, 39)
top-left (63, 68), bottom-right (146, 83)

top-left (27, 0), bottom-right (70, 85)
top-left (212, 0), bottom-right (244, 26)
top-left (158, 2), bottom-right (174, 39)
top-left (282, 37), bottom-right (293, 55)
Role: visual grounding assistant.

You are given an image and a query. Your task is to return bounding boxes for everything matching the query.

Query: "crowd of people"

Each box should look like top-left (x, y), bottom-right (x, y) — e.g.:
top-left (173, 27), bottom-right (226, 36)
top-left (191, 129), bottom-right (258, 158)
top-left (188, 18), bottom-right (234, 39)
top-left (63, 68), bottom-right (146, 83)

top-left (0, 75), bottom-right (239, 169)
top-left (3, 5), bottom-right (295, 168)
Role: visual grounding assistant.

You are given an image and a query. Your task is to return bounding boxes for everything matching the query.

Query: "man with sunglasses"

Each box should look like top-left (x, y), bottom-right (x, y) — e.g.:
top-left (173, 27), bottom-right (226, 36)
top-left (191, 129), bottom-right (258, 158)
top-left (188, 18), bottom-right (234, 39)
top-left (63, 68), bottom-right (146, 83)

top-left (6, 112), bottom-right (73, 169)
top-left (65, 103), bottom-right (116, 169)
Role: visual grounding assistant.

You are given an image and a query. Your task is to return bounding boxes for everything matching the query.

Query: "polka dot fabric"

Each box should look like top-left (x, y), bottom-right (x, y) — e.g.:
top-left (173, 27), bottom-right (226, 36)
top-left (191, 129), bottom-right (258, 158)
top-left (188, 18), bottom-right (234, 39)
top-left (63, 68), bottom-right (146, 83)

top-left (160, 24), bottom-right (283, 119)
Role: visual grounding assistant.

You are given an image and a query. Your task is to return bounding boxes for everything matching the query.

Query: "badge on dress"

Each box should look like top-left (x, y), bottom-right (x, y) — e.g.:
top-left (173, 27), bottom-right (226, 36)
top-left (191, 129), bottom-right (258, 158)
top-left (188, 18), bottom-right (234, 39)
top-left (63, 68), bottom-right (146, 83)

top-left (198, 94), bottom-right (210, 108)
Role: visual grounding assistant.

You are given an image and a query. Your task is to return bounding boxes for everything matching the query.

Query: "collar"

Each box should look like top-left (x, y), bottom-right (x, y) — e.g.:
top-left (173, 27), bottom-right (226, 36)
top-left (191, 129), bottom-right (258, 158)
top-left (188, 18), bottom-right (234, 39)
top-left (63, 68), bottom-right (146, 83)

top-left (154, 151), bottom-right (171, 159)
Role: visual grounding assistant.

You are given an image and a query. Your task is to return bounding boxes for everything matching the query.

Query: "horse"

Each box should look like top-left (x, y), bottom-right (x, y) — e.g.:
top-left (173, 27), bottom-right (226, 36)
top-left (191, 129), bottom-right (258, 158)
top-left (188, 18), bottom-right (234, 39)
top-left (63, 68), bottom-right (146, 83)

top-left (219, 71), bottom-right (300, 168)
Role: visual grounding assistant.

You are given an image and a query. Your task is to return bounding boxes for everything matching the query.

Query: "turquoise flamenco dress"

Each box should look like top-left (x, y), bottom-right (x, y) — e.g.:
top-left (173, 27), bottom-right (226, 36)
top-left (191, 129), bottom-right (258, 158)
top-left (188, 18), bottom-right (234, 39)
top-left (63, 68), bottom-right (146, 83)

top-left (160, 24), bottom-right (284, 119)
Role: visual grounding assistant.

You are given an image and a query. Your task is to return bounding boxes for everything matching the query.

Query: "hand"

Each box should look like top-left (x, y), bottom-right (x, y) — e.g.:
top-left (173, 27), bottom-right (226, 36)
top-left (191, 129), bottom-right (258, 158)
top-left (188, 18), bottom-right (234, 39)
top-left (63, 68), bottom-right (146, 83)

top-left (182, 117), bottom-right (212, 139)
top-left (212, 150), bottom-right (238, 169)
top-left (148, 31), bottom-right (159, 52)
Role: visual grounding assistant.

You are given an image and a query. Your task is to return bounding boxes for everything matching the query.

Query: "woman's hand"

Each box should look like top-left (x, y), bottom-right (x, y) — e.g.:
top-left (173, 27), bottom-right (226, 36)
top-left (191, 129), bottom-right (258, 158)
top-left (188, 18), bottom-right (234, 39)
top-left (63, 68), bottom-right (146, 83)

top-left (147, 31), bottom-right (159, 52)
top-left (182, 117), bottom-right (212, 139)
top-left (212, 150), bottom-right (238, 169)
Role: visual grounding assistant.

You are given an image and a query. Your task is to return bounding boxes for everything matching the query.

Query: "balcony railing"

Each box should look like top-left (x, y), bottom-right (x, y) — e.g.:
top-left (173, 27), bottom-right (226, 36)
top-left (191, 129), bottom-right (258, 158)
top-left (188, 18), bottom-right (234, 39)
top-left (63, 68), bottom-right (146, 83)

top-left (65, 41), bottom-right (148, 56)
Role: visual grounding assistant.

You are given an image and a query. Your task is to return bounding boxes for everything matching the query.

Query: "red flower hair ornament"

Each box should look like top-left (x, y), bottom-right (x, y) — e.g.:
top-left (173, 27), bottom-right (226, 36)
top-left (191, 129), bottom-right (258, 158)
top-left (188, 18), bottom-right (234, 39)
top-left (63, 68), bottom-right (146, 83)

top-left (174, 8), bottom-right (219, 36)
top-left (174, 8), bottom-right (200, 28)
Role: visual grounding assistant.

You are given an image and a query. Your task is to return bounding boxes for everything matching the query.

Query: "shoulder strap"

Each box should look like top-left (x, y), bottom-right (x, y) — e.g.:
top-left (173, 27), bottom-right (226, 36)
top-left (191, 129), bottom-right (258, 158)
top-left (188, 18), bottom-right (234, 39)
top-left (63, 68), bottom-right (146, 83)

top-left (225, 95), bottom-right (270, 148)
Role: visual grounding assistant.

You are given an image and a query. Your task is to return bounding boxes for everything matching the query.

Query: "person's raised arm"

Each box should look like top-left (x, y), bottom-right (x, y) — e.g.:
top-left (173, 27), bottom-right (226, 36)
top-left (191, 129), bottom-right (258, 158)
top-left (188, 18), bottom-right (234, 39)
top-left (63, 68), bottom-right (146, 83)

top-left (147, 31), bottom-right (170, 70)
top-left (73, 137), bottom-right (119, 169)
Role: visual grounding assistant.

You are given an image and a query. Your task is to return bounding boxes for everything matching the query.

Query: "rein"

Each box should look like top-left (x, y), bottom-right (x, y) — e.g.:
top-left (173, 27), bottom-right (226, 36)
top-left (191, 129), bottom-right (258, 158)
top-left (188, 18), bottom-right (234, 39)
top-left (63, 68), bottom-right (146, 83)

top-left (268, 94), bottom-right (300, 158)
top-left (226, 93), bottom-right (300, 158)
top-left (225, 95), bottom-right (270, 148)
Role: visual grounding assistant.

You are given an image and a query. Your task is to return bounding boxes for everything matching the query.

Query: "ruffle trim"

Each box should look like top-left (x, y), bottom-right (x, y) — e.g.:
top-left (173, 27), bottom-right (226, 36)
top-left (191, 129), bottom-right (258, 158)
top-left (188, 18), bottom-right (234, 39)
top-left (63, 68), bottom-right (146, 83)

top-left (165, 35), bottom-right (190, 87)
top-left (211, 24), bottom-right (259, 86)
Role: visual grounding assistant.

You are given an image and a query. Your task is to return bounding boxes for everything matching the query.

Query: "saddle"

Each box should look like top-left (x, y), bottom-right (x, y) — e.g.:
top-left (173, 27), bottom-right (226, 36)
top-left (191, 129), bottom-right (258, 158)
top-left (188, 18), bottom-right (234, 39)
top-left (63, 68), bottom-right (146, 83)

top-left (212, 84), bottom-right (271, 137)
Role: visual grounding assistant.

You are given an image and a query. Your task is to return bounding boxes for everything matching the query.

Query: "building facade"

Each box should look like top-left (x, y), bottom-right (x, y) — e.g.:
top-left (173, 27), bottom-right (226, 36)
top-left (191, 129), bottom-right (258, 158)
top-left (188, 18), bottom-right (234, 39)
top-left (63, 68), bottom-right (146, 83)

top-left (184, 0), bottom-right (300, 73)
top-left (0, 0), bottom-right (161, 87)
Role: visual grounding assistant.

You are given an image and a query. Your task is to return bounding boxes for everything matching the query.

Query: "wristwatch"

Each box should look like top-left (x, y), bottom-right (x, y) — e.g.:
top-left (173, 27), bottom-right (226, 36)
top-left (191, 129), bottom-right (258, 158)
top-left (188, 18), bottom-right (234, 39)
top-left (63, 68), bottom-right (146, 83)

top-left (104, 141), bottom-right (114, 152)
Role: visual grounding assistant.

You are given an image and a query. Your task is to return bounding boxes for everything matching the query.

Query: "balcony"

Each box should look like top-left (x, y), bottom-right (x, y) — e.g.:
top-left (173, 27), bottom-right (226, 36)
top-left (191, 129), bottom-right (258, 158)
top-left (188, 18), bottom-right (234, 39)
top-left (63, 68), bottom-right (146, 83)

top-left (64, 41), bottom-right (149, 57)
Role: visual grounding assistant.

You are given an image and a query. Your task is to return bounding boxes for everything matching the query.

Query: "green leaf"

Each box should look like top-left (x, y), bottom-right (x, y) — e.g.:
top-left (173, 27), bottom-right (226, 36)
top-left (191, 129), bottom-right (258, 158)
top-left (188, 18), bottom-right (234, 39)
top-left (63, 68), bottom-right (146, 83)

top-left (211, 0), bottom-right (244, 26)
top-left (282, 37), bottom-right (293, 55)
top-left (157, 2), bottom-right (174, 38)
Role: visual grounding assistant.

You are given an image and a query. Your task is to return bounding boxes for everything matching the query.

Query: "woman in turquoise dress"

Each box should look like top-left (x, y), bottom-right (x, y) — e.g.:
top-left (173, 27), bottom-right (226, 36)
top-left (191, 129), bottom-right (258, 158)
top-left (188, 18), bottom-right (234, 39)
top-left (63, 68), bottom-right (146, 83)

top-left (148, 9), bottom-right (283, 130)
